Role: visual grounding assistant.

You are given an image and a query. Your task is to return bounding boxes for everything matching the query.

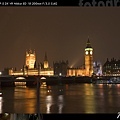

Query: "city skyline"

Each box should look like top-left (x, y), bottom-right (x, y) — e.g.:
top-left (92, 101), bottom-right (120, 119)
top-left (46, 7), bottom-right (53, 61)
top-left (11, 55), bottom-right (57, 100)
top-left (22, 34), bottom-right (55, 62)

top-left (0, 7), bottom-right (120, 70)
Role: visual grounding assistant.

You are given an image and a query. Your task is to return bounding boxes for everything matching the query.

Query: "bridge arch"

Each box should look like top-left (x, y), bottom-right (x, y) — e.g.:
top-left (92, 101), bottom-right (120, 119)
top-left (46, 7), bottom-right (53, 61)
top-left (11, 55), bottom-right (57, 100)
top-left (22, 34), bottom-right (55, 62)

top-left (15, 77), bottom-right (26, 86)
top-left (16, 77), bottom-right (26, 80)
top-left (41, 76), bottom-right (46, 80)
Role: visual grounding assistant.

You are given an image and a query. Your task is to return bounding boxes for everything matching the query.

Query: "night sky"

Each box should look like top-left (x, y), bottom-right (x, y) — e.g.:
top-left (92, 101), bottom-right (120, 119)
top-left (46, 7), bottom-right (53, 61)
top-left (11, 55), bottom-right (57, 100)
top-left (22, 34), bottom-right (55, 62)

top-left (0, 7), bottom-right (120, 70)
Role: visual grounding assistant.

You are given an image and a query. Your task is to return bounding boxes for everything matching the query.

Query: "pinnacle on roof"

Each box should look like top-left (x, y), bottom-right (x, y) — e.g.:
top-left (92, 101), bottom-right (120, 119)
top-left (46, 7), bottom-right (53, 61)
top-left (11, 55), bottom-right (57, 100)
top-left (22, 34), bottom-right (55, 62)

top-left (86, 37), bottom-right (92, 48)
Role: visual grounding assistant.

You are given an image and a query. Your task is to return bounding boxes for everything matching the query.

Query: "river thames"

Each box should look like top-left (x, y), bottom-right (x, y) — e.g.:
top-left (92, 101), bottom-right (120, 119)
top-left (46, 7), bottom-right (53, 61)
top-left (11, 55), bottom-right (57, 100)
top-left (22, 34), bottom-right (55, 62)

top-left (0, 83), bottom-right (120, 114)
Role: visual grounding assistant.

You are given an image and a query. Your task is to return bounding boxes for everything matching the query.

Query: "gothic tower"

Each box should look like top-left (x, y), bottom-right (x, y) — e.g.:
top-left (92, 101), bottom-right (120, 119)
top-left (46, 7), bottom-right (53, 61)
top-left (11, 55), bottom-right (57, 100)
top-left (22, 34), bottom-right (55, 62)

top-left (85, 38), bottom-right (93, 76)
top-left (25, 49), bottom-right (36, 69)
top-left (44, 52), bottom-right (49, 69)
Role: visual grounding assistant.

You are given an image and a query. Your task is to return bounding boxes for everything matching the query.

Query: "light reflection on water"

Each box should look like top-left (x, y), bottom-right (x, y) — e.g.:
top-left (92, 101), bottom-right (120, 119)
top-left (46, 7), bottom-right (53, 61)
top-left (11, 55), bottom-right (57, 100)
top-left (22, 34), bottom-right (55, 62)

top-left (58, 95), bottom-right (64, 113)
top-left (46, 95), bottom-right (53, 113)
top-left (1, 83), bottom-right (120, 113)
top-left (0, 97), bottom-right (3, 113)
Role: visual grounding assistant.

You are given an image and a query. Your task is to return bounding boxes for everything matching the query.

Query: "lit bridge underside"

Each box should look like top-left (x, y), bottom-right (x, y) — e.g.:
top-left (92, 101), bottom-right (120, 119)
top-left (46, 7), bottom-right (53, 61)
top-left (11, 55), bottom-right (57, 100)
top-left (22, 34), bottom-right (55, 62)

top-left (0, 75), bottom-right (48, 87)
top-left (0, 75), bottom-right (47, 81)
top-left (1, 75), bottom-right (118, 87)
top-left (0, 75), bottom-right (75, 87)
top-left (0, 75), bottom-right (94, 87)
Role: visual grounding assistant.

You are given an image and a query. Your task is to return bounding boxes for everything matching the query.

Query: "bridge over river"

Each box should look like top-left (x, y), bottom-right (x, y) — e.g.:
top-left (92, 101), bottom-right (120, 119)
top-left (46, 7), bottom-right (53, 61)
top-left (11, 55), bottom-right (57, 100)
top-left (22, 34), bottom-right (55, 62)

top-left (0, 75), bottom-right (119, 87)
top-left (0, 75), bottom-right (93, 87)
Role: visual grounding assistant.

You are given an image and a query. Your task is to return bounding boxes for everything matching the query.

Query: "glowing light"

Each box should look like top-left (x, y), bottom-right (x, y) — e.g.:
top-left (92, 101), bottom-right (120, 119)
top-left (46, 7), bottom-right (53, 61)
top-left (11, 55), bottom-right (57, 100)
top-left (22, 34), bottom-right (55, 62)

top-left (26, 50), bottom-right (36, 69)
top-left (46, 103), bottom-right (51, 113)
top-left (85, 48), bottom-right (93, 51)
top-left (85, 51), bottom-right (88, 55)
top-left (46, 95), bottom-right (53, 113)
top-left (5, 113), bottom-right (9, 116)
top-left (59, 73), bottom-right (62, 76)
top-left (90, 51), bottom-right (92, 55)
top-left (48, 72), bottom-right (50, 75)
top-left (0, 97), bottom-right (3, 113)
top-left (58, 104), bottom-right (63, 113)
top-left (47, 90), bottom-right (52, 92)
top-left (16, 77), bottom-right (26, 80)
top-left (58, 95), bottom-right (64, 113)
top-left (15, 82), bottom-right (26, 86)
top-left (41, 82), bottom-right (47, 87)
top-left (41, 77), bottom-right (46, 80)
top-left (58, 95), bottom-right (64, 102)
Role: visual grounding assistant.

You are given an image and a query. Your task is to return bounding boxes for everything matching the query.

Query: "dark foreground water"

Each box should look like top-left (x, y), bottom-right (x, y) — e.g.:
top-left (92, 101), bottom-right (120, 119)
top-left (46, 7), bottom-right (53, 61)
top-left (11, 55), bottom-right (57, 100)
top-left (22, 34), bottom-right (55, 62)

top-left (0, 83), bottom-right (120, 114)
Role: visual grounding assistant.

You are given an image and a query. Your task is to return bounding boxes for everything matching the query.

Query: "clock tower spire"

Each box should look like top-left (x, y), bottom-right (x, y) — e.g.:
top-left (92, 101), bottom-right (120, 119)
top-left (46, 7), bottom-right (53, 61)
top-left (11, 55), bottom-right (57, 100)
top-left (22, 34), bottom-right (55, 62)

top-left (85, 37), bottom-right (93, 76)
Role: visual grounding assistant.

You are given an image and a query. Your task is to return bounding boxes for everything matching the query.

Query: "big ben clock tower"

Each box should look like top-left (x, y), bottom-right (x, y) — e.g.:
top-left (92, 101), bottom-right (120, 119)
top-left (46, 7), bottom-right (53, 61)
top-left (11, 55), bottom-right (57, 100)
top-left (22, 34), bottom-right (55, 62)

top-left (85, 38), bottom-right (93, 77)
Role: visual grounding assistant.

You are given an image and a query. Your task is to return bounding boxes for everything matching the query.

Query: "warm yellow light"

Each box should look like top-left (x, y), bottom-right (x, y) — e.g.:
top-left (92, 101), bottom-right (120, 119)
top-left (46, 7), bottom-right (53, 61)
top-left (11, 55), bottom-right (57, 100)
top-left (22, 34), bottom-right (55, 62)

top-left (41, 77), bottom-right (46, 80)
top-left (85, 48), bottom-right (93, 51)
top-left (41, 82), bottom-right (47, 87)
top-left (90, 51), bottom-right (93, 55)
top-left (16, 77), bottom-right (26, 80)
top-left (48, 72), bottom-right (50, 75)
top-left (30, 54), bottom-right (34, 56)
top-left (85, 51), bottom-right (88, 55)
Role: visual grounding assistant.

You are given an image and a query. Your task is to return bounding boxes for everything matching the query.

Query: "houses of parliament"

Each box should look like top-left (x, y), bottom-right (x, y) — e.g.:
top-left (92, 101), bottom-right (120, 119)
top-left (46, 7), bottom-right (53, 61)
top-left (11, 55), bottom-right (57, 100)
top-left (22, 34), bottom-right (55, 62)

top-left (8, 39), bottom-right (94, 77)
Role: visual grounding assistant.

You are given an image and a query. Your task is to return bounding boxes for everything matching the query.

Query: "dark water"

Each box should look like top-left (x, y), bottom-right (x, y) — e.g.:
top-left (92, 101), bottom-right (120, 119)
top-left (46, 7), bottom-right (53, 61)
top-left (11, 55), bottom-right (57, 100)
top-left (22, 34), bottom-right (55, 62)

top-left (0, 83), bottom-right (120, 114)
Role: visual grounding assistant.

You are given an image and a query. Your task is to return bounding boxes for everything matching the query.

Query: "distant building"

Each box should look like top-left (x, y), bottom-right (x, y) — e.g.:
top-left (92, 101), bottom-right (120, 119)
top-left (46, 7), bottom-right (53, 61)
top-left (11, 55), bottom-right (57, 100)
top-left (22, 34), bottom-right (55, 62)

top-left (6, 39), bottom-right (94, 77)
top-left (103, 58), bottom-right (120, 76)
top-left (9, 50), bottom-right (54, 76)
top-left (25, 49), bottom-right (36, 69)
top-left (2, 68), bottom-right (13, 76)
top-left (67, 66), bottom-right (85, 76)
top-left (53, 60), bottom-right (68, 76)
top-left (40, 52), bottom-right (53, 76)
top-left (93, 61), bottom-right (102, 76)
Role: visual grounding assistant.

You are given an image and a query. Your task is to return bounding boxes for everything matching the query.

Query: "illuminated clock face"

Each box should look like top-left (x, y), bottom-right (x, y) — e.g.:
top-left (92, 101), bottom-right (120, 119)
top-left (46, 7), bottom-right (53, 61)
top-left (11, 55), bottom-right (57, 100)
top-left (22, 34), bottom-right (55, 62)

top-left (85, 51), bottom-right (88, 55)
top-left (90, 51), bottom-right (93, 55)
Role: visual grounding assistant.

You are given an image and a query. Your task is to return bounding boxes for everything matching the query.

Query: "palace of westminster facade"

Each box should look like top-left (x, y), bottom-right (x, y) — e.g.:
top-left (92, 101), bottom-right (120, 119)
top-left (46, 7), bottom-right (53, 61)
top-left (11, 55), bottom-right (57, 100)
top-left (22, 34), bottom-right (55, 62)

top-left (8, 39), bottom-right (98, 77)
